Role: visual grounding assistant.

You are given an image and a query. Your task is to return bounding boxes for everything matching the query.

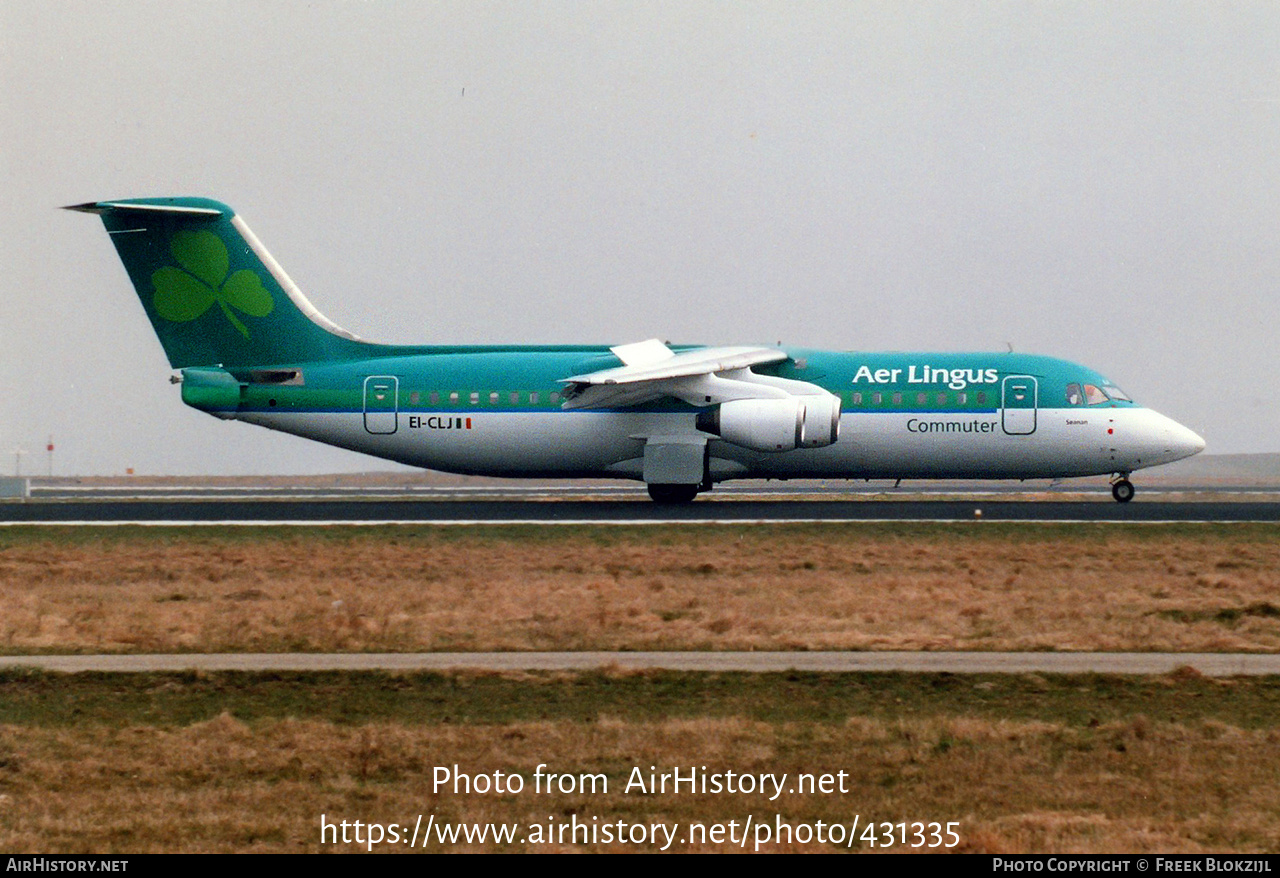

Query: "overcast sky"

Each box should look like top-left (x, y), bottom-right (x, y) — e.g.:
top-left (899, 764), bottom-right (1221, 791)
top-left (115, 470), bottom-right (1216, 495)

top-left (2, 1), bottom-right (1277, 475)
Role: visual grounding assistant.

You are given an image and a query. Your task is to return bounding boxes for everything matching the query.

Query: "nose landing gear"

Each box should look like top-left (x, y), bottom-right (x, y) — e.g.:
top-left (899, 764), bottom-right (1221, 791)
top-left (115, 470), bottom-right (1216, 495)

top-left (1110, 475), bottom-right (1135, 503)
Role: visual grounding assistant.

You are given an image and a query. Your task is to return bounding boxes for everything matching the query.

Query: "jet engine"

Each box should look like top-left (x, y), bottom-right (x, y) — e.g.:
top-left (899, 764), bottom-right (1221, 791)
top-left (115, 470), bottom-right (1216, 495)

top-left (696, 398), bottom-right (807, 452)
top-left (797, 393), bottom-right (841, 448)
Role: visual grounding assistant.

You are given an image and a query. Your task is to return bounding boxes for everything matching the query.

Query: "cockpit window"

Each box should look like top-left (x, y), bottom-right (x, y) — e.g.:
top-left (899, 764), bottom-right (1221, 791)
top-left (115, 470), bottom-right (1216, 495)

top-left (1083, 384), bottom-right (1109, 405)
top-left (1103, 384), bottom-right (1132, 402)
top-left (1065, 383), bottom-right (1084, 406)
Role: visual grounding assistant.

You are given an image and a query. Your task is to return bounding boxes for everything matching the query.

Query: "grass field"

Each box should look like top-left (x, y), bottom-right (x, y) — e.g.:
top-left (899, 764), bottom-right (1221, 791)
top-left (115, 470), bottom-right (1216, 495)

top-left (0, 523), bottom-right (1278, 654)
top-left (1, 669), bottom-right (1279, 853)
top-left (3, 522), bottom-right (1280, 853)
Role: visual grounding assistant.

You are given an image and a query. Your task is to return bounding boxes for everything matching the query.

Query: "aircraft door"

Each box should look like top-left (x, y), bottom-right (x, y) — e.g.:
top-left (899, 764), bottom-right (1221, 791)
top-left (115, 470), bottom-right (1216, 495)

top-left (363, 376), bottom-right (399, 434)
top-left (1001, 375), bottom-right (1037, 435)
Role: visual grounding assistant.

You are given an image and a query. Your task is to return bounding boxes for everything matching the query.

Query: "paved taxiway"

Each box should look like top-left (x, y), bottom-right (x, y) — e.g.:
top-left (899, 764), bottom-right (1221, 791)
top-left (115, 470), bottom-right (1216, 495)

top-left (4, 652), bottom-right (1278, 675)
top-left (2, 498), bottom-right (1278, 523)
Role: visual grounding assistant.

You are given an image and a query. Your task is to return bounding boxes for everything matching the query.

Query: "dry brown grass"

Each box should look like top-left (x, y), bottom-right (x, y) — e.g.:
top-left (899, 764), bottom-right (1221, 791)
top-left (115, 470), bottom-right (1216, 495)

top-left (1, 525), bottom-right (1279, 653)
top-left (0, 709), bottom-right (1276, 852)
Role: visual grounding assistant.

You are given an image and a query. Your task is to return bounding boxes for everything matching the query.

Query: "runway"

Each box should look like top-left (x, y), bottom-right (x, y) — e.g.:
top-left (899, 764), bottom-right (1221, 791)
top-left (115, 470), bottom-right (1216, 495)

top-left (29, 483), bottom-right (1280, 500)
top-left (4, 651), bottom-right (1278, 675)
top-left (1, 497), bottom-right (1279, 523)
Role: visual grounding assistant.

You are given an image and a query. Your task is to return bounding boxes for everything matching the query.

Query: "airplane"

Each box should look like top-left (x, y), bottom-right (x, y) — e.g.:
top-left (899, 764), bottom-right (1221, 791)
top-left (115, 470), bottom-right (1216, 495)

top-left (67, 197), bottom-right (1205, 503)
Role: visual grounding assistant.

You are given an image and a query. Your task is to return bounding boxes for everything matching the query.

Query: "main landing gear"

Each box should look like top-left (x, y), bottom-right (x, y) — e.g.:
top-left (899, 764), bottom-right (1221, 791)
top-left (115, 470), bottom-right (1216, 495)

top-left (1111, 476), bottom-right (1135, 504)
top-left (647, 484), bottom-right (700, 504)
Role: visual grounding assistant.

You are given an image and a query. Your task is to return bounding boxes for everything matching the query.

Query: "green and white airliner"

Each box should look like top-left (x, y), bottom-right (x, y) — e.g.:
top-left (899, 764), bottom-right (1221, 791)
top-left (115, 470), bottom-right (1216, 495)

top-left (69, 197), bottom-right (1205, 503)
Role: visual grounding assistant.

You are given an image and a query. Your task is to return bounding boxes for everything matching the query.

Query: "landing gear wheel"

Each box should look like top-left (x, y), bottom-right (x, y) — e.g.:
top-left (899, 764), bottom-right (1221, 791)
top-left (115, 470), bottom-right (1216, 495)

top-left (647, 484), bottom-right (700, 504)
top-left (1111, 479), bottom-right (1135, 504)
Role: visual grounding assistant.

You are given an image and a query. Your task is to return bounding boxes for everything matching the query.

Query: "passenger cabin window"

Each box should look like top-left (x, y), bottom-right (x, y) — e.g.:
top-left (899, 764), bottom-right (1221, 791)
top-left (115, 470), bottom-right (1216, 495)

top-left (429, 391), bottom-right (440, 404)
top-left (958, 392), bottom-right (968, 405)
top-left (470, 392), bottom-right (480, 405)
top-left (409, 391), bottom-right (420, 405)
top-left (509, 392), bottom-right (519, 405)
top-left (1084, 384), bottom-right (1109, 405)
top-left (872, 392), bottom-right (882, 405)
top-left (936, 392), bottom-right (947, 406)
top-left (449, 392), bottom-right (459, 405)
top-left (976, 391), bottom-right (986, 405)
top-left (916, 392), bottom-right (928, 406)
top-left (530, 391), bottom-right (539, 405)
top-left (892, 392), bottom-right (902, 405)
top-left (489, 392), bottom-right (499, 404)
top-left (852, 391), bottom-right (862, 405)
top-left (1065, 383), bottom-right (1084, 406)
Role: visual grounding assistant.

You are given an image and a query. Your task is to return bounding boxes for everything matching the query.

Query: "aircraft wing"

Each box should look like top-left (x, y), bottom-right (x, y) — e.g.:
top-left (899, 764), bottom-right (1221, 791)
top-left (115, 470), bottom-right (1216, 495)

top-left (559, 340), bottom-right (792, 409)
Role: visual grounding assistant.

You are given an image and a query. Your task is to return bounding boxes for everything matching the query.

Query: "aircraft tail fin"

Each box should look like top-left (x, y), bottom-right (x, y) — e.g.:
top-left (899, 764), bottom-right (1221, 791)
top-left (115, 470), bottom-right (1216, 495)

top-left (67, 197), bottom-right (371, 368)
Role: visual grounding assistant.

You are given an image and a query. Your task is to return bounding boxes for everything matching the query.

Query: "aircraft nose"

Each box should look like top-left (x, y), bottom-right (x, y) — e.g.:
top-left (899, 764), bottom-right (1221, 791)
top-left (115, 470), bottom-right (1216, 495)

top-left (1129, 409), bottom-right (1205, 467)
top-left (1181, 425), bottom-right (1206, 457)
top-left (1163, 417), bottom-right (1205, 462)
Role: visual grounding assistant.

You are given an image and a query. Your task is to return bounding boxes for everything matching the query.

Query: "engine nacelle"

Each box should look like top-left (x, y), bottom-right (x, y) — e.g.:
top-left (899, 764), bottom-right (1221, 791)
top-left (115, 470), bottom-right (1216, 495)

top-left (797, 393), bottom-right (841, 448)
top-left (696, 398), bottom-right (806, 452)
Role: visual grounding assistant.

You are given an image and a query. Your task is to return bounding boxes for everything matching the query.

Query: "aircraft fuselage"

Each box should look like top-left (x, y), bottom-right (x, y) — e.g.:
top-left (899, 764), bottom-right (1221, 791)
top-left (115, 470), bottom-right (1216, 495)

top-left (187, 348), bottom-right (1204, 484)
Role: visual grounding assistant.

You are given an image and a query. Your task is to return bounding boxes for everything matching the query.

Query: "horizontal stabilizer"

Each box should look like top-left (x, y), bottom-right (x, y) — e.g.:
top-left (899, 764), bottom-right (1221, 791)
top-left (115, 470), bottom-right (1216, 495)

top-left (64, 201), bottom-right (224, 217)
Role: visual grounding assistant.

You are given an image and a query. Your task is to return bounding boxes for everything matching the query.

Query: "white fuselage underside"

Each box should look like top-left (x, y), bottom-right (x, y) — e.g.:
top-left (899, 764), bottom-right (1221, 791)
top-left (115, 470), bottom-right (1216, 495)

top-left (235, 406), bottom-right (1198, 482)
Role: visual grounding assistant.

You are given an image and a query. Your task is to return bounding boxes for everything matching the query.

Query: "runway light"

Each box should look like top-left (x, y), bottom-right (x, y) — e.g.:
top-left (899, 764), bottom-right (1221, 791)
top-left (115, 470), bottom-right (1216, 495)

top-left (974, 508), bottom-right (982, 518)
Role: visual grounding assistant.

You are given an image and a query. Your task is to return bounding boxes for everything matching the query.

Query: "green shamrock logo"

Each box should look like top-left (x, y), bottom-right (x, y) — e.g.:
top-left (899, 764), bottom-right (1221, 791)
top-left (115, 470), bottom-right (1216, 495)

top-left (151, 230), bottom-right (274, 338)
